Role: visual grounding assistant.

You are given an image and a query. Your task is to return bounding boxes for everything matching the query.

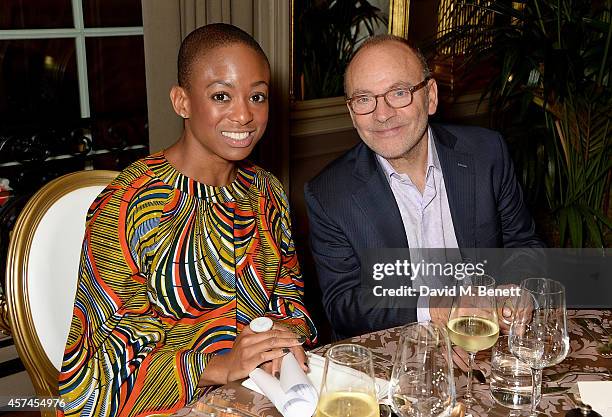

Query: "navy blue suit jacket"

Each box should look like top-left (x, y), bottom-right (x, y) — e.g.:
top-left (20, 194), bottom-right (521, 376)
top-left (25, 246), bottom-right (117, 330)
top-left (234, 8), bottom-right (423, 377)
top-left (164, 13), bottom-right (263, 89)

top-left (304, 124), bottom-right (544, 339)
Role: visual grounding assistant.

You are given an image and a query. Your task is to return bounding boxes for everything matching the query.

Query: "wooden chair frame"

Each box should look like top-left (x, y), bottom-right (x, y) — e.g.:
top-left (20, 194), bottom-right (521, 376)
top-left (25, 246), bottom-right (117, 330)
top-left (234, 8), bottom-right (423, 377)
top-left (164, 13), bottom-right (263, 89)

top-left (5, 170), bottom-right (117, 413)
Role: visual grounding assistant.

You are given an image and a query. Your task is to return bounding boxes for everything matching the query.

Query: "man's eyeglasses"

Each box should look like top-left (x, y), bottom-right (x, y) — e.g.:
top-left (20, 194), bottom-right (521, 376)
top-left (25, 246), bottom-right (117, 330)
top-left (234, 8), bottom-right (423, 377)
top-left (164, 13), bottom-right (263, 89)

top-left (346, 77), bottom-right (431, 115)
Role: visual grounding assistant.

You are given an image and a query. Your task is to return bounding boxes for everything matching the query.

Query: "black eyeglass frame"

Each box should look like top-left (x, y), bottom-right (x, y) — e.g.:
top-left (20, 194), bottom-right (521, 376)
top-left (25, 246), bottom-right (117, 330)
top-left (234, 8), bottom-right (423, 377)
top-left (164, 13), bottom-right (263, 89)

top-left (346, 76), bottom-right (432, 115)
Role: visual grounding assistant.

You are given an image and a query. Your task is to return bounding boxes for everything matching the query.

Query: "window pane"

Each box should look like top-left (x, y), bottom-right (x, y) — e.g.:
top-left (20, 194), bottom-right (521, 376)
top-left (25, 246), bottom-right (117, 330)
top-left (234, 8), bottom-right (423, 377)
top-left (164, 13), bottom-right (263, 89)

top-left (0, 39), bottom-right (80, 127)
top-left (83, 0), bottom-right (142, 27)
top-left (0, 0), bottom-right (73, 29)
top-left (86, 36), bottom-right (148, 149)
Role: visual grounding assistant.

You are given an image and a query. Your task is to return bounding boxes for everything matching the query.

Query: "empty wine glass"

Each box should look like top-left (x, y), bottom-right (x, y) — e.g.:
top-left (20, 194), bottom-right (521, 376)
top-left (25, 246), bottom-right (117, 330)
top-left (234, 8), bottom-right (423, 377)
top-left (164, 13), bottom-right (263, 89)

top-left (447, 274), bottom-right (499, 405)
top-left (315, 344), bottom-right (379, 417)
top-left (509, 278), bottom-right (569, 416)
top-left (389, 322), bottom-right (456, 417)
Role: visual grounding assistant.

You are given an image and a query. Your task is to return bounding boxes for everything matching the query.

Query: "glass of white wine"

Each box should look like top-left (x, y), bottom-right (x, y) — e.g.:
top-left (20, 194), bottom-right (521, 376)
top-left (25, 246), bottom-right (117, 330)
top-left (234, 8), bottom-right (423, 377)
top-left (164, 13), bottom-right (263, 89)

top-left (447, 274), bottom-right (500, 405)
top-left (388, 322), bottom-right (456, 417)
top-left (509, 278), bottom-right (569, 417)
top-left (315, 343), bottom-right (378, 417)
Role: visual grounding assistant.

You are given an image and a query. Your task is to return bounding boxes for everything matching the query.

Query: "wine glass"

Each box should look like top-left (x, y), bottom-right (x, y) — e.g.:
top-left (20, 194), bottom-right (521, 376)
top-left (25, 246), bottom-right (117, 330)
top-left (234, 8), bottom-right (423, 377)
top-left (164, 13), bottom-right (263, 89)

top-left (315, 343), bottom-right (379, 417)
top-left (509, 278), bottom-right (569, 416)
top-left (389, 322), bottom-right (456, 417)
top-left (447, 274), bottom-right (500, 405)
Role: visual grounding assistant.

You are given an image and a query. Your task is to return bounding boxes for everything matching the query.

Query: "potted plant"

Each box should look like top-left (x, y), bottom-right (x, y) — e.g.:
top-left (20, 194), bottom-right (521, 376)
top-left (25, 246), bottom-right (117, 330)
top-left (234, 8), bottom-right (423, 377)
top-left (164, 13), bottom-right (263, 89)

top-left (429, 0), bottom-right (611, 247)
top-left (294, 0), bottom-right (388, 100)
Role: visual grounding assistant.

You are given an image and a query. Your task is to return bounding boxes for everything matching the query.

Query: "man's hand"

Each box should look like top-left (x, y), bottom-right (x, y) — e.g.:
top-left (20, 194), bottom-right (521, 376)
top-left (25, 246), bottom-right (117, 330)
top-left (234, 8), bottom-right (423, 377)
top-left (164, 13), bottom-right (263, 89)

top-left (496, 284), bottom-right (521, 334)
top-left (429, 284), bottom-right (523, 334)
top-left (428, 295), bottom-right (452, 327)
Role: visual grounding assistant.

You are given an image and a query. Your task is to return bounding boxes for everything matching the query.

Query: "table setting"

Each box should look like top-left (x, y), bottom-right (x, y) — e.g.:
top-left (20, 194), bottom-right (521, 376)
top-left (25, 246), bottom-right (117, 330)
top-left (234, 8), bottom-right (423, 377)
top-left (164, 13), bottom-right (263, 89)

top-left (174, 277), bottom-right (612, 417)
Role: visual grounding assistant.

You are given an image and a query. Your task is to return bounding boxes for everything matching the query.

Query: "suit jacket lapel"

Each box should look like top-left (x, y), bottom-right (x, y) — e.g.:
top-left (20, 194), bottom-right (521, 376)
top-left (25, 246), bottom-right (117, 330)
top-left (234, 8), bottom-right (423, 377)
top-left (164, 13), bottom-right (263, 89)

top-left (351, 143), bottom-right (408, 248)
top-left (432, 125), bottom-right (476, 248)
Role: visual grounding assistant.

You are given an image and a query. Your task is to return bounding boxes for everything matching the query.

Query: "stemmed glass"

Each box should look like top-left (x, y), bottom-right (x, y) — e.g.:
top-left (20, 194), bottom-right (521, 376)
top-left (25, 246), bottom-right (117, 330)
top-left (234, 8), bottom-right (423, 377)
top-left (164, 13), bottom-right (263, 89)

top-left (447, 274), bottom-right (500, 405)
top-left (388, 322), bottom-right (456, 417)
top-left (315, 343), bottom-right (379, 417)
top-left (509, 278), bottom-right (569, 416)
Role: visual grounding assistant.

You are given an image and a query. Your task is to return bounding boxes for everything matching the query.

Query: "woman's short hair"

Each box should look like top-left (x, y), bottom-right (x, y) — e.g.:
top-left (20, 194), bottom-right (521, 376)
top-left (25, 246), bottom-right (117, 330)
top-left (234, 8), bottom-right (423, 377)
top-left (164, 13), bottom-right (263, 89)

top-left (177, 23), bottom-right (270, 89)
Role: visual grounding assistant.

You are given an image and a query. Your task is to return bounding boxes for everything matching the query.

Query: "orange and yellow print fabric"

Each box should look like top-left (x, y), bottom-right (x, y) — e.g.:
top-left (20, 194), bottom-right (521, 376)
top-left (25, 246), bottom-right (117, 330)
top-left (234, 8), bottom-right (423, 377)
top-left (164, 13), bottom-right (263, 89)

top-left (58, 153), bottom-right (317, 417)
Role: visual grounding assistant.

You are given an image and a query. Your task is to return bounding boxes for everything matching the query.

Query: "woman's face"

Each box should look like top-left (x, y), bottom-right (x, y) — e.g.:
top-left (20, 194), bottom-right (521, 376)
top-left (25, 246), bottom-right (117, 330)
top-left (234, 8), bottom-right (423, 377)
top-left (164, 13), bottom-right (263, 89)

top-left (179, 44), bottom-right (270, 163)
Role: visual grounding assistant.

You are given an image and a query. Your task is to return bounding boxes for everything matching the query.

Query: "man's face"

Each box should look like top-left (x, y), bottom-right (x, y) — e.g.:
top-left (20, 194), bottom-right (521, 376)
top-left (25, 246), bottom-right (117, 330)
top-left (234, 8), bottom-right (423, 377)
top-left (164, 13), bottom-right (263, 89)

top-left (345, 42), bottom-right (438, 161)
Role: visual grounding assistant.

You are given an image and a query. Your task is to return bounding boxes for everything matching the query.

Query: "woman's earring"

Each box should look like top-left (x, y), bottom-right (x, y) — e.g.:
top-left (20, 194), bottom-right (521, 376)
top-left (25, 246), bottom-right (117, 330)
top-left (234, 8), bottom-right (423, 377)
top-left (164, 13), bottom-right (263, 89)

top-left (181, 113), bottom-right (188, 119)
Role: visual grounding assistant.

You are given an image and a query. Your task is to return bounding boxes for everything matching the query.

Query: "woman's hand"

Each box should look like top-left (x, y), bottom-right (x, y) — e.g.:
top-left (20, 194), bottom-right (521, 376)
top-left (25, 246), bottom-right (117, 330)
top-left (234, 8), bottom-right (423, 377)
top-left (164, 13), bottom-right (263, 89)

top-left (260, 323), bottom-right (308, 378)
top-left (198, 325), bottom-right (303, 386)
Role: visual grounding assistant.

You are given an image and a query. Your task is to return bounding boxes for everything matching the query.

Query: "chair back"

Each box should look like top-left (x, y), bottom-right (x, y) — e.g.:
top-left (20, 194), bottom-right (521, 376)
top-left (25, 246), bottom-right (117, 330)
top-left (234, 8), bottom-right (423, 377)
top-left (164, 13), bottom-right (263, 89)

top-left (5, 170), bottom-right (118, 400)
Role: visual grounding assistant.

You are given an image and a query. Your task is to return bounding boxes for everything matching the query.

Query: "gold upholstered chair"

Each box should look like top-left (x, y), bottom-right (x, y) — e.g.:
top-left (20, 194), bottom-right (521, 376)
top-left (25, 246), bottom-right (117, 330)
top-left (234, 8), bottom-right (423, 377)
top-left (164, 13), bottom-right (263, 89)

top-left (3, 170), bottom-right (117, 415)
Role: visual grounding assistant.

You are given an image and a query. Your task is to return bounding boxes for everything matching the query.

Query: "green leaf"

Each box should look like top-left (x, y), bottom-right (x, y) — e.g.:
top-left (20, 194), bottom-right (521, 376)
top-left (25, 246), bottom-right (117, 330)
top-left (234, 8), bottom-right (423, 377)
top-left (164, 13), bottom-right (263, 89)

top-left (587, 206), bottom-right (612, 231)
top-left (570, 159), bottom-right (612, 203)
top-left (566, 206), bottom-right (584, 248)
top-left (581, 206), bottom-right (603, 248)
top-left (582, 17), bottom-right (612, 34)
top-left (558, 208), bottom-right (568, 247)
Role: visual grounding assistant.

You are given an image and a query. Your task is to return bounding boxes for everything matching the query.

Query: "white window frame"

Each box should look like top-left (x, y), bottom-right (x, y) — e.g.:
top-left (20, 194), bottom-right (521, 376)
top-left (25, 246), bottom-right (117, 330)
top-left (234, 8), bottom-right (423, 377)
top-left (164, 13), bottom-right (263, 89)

top-left (0, 0), bottom-right (144, 119)
top-left (0, 0), bottom-right (145, 167)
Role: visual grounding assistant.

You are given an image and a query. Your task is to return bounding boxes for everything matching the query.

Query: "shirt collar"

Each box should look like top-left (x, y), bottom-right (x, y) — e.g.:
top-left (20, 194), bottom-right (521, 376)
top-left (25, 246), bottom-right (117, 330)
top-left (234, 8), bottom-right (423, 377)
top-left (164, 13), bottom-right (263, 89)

top-left (427, 126), bottom-right (442, 172)
top-left (376, 125), bottom-right (441, 183)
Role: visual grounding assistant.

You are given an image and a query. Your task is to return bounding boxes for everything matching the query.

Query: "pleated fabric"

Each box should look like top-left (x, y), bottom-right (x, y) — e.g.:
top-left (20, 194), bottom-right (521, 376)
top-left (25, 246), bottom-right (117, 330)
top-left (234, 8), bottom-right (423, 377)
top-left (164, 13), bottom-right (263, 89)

top-left (58, 153), bottom-right (317, 417)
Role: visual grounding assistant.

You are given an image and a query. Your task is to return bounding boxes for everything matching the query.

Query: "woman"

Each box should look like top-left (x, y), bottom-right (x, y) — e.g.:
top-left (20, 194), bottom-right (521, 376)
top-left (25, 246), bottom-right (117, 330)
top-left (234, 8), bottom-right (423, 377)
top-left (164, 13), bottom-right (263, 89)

top-left (58, 23), bottom-right (317, 417)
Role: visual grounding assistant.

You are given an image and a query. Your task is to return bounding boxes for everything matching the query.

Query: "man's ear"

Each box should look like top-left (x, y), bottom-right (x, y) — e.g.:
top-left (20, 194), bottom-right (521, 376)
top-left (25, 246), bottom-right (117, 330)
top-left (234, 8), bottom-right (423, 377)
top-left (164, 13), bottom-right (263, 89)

top-left (347, 103), bottom-right (358, 129)
top-left (427, 78), bottom-right (439, 116)
top-left (170, 85), bottom-right (190, 118)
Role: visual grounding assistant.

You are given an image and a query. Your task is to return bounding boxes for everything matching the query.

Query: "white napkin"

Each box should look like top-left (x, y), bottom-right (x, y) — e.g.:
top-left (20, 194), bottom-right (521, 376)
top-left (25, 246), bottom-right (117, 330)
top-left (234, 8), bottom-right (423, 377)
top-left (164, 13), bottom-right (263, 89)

top-left (578, 381), bottom-right (612, 417)
top-left (242, 352), bottom-right (389, 417)
top-left (244, 352), bottom-right (318, 417)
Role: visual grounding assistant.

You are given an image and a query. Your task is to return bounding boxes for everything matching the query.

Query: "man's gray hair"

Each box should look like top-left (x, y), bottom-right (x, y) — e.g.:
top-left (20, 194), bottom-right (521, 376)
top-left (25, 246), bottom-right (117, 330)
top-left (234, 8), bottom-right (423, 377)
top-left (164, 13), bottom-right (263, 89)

top-left (344, 34), bottom-right (431, 96)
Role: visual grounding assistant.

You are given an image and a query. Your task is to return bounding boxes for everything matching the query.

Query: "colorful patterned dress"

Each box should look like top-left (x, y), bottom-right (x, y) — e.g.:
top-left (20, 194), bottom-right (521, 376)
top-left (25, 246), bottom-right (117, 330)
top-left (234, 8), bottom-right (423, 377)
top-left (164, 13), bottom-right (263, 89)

top-left (58, 154), bottom-right (317, 417)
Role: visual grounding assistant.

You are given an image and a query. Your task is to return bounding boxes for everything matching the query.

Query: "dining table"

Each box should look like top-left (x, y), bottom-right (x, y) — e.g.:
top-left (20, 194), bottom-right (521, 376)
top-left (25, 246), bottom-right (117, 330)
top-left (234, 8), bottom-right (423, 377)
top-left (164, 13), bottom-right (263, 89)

top-left (173, 309), bottom-right (612, 417)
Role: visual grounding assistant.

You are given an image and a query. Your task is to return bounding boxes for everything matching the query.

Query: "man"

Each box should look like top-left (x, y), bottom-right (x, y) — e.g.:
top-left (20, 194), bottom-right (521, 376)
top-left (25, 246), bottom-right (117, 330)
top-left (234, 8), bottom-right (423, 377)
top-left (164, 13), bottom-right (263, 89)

top-left (304, 35), bottom-right (544, 340)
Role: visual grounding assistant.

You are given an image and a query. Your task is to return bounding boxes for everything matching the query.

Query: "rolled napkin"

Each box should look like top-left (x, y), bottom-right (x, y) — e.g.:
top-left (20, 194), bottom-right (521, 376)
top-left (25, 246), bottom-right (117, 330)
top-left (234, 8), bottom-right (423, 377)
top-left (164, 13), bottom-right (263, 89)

top-left (245, 352), bottom-right (318, 417)
top-left (243, 352), bottom-right (390, 417)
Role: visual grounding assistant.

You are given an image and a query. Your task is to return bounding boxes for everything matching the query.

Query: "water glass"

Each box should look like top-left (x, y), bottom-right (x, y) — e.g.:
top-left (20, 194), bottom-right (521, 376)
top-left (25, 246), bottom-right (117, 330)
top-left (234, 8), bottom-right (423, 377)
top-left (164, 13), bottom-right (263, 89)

top-left (509, 278), bottom-right (569, 416)
top-left (490, 335), bottom-right (532, 410)
top-left (389, 322), bottom-right (456, 417)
